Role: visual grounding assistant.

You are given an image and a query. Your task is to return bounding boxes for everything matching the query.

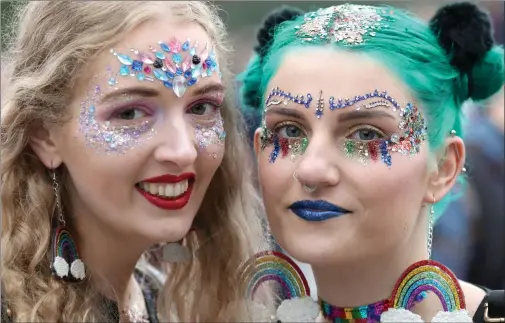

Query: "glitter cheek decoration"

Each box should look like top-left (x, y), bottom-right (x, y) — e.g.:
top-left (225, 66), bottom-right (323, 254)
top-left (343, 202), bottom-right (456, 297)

top-left (259, 113), bottom-right (308, 163)
top-left (194, 115), bottom-right (226, 159)
top-left (78, 85), bottom-right (156, 155)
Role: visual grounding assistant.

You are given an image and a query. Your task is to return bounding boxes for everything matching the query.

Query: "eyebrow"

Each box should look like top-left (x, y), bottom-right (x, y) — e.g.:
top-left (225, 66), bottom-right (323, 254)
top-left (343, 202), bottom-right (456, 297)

top-left (99, 86), bottom-right (159, 104)
top-left (98, 82), bottom-right (226, 104)
top-left (265, 107), bottom-right (305, 120)
top-left (190, 82), bottom-right (226, 96)
top-left (338, 109), bottom-right (396, 122)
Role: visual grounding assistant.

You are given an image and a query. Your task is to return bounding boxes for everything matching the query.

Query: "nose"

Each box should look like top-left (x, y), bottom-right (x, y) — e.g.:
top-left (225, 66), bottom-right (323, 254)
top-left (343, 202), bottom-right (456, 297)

top-left (154, 121), bottom-right (197, 170)
top-left (294, 135), bottom-right (340, 188)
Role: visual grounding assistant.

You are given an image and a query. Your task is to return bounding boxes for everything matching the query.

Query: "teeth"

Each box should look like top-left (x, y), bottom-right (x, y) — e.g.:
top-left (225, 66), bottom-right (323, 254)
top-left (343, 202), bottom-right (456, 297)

top-left (139, 179), bottom-right (190, 198)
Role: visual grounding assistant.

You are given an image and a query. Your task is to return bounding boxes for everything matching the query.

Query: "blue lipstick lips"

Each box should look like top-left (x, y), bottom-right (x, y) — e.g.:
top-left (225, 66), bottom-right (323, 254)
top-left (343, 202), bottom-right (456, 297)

top-left (288, 200), bottom-right (351, 222)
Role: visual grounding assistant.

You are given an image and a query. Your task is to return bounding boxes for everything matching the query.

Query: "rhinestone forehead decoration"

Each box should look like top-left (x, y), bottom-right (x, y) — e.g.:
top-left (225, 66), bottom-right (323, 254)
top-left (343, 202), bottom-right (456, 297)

top-left (109, 37), bottom-right (221, 98)
top-left (295, 4), bottom-right (393, 45)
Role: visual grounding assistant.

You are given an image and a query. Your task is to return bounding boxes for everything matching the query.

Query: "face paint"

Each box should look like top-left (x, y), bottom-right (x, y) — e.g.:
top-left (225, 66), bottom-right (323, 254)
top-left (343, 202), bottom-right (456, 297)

top-left (109, 37), bottom-right (221, 98)
top-left (78, 84), bottom-right (156, 155)
top-left (343, 101), bottom-right (427, 167)
top-left (260, 87), bottom-right (427, 165)
top-left (194, 117), bottom-right (226, 159)
top-left (295, 4), bottom-right (395, 45)
top-left (260, 87), bottom-right (313, 163)
top-left (260, 125), bottom-right (309, 163)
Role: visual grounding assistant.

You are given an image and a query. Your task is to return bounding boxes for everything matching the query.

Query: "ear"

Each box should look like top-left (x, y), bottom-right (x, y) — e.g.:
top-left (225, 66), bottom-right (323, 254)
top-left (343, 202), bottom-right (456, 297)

top-left (253, 127), bottom-right (262, 159)
top-left (28, 123), bottom-right (63, 169)
top-left (425, 136), bottom-right (465, 203)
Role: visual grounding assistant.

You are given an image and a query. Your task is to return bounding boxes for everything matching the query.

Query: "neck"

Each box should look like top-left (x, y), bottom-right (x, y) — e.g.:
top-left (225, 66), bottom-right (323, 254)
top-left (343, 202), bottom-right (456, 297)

top-left (312, 223), bottom-right (428, 309)
top-left (72, 211), bottom-right (150, 302)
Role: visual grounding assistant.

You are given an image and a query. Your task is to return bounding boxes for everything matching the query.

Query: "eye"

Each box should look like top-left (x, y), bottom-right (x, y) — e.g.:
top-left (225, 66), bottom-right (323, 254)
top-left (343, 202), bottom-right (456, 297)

top-left (275, 122), bottom-right (306, 139)
top-left (347, 125), bottom-right (386, 141)
top-left (188, 102), bottom-right (218, 116)
top-left (115, 108), bottom-right (147, 120)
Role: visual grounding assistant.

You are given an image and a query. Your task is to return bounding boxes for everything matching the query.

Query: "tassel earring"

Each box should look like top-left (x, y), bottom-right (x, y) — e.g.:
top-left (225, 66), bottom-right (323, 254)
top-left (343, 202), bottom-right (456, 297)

top-left (427, 196), bottom-right (435, 259)
top-left (50, 169), bottom-right (86, 281)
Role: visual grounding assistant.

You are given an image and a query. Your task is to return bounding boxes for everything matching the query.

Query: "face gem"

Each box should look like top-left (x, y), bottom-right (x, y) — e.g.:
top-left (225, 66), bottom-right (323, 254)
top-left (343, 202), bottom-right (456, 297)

top-left (109, 37), bottom-right (221, 98)
top-left (266, 87), bottom-right (313, 109)
top-left (329, 89), bottom-right (400, 111)
top-left (260, 125), bottom-right (308, 163)
top-left (259, 88), bottom-right (426, 166)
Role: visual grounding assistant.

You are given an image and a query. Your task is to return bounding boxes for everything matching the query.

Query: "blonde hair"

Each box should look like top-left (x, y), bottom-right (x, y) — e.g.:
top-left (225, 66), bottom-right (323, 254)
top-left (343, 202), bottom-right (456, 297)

top-left (1, 1), bottom-right (266, 321)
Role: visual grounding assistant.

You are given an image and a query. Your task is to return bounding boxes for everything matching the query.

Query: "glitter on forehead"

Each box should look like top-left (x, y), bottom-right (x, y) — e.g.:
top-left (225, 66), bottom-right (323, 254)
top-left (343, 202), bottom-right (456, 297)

top-left (295, 4), bottom-right (393, 45)
top-left (78, 85), bottom-right (156, 155)
top-left (109, 37), bottom-right (221, 98)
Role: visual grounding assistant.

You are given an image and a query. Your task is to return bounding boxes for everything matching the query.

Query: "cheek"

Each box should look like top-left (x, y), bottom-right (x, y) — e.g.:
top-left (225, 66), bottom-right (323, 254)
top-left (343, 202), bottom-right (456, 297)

top-left (350, 154), bottom-right (429, 232)
top-left (59, 121), bottom-right (144, 203)
top-left (193, 118), bottom-right (226, 159)
top-left (258, 151), bottom-right (295, 208)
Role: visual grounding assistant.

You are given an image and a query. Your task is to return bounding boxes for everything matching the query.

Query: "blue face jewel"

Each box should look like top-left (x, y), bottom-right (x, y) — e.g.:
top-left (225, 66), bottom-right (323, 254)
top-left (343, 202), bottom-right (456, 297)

top-left (329, 89), bottom-right (401, 111)
top-left (266, 87), bottom-right (313, 109)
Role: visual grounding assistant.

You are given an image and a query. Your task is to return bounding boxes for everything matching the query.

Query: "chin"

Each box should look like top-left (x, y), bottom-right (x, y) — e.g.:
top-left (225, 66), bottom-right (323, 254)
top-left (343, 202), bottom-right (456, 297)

top-left (141, 212), bottom-right (195, 244)
top-left (275, 231), bottom-right (355, 266)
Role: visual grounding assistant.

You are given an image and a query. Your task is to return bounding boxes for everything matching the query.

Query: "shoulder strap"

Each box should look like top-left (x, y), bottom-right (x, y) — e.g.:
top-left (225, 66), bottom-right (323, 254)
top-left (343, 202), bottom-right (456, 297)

top-left (473, 290), bottom-right (505, 323)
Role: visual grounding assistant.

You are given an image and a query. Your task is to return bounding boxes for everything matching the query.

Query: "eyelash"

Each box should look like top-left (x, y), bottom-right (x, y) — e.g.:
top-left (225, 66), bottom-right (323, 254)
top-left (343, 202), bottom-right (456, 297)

top-left (273, 121), bottom-right (308, 139)
top-left (110, 105), bottom-right (153, 122)
top-left (345, 124), bottom-right (387, 141)
top-left (186, 100), bottom-right (222, 119)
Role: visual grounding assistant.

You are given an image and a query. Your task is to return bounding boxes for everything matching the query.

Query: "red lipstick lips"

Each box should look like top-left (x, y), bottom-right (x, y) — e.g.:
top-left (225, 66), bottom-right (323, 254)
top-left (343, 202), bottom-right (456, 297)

top-left (136, 173), bottom-right (195, 210)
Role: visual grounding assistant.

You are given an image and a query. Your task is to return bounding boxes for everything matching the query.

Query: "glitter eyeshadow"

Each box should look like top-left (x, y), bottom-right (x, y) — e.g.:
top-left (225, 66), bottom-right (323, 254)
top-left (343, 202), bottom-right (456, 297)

top-left (78, 85), bottom-right (156, 155)
top-left (109, 37), bottom-right (221, 98)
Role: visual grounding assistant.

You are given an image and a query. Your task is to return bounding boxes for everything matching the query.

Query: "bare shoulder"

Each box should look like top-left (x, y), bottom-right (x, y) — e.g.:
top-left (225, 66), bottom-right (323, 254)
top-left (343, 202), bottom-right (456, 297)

top-left (459, 280), bottom-right (487, 317)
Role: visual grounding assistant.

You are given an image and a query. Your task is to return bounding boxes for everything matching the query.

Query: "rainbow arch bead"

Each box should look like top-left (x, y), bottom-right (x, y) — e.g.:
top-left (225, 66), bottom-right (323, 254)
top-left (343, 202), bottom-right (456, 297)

top-left (389, 260), bottom-right (466, 312)
top-left (242, 251), bottom-right (311, 300)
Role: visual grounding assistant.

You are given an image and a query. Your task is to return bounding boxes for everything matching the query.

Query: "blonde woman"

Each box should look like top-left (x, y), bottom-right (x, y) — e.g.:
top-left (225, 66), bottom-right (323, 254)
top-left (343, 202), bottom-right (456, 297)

top-left (1, 1), bottom-right (263, 322)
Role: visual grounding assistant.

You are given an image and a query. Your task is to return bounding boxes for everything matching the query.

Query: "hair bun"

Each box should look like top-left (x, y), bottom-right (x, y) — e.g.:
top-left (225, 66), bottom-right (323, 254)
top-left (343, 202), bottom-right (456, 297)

top-left (429, 2), bottom-right (494, 73)
top-left (254, 6), bottom-right (305, 57)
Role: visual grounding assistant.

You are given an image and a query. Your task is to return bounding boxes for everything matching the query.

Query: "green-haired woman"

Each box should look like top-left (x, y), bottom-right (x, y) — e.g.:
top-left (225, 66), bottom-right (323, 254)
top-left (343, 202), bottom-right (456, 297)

top-left (239, 2), bottom-right (504, 322)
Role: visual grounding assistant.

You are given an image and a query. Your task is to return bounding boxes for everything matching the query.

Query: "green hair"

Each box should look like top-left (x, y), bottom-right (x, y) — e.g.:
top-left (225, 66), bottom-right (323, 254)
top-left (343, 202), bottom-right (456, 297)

top-left (239, 4), bottom-right (504, 220)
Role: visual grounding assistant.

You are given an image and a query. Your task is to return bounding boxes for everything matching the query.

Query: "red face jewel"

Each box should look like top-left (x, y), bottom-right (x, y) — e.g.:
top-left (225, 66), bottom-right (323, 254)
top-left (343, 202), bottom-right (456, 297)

top-left (280, 138), bottom-right (290, 157)
top-left (368, 141), bottom-right (379, 162)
